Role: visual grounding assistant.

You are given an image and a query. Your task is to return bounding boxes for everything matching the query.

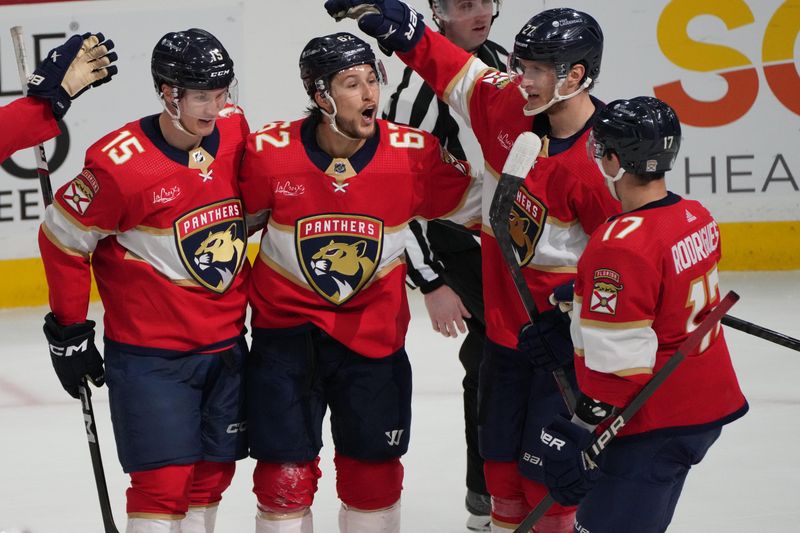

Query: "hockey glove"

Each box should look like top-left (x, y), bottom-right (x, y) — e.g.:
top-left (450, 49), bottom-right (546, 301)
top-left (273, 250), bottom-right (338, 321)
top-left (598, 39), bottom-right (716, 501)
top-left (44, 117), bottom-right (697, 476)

top-left (27, 32), bottom-right (118, 120)
top-left (324, 0), bottom-right (425, 54)
top-left (43, 312), bottom-right (105, 399)
top-left (517, 308), bottom-right (573, 374)
top-left (540, 414), bottom-right (600, 506)
top-left (549, 280), bottom-right (575, 316)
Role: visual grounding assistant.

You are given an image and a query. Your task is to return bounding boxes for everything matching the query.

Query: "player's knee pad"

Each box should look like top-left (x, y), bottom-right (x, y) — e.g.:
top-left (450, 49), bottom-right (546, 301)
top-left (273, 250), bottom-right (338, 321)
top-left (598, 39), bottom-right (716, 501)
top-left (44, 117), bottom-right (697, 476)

top-left (334, 454), bottom-right (403, 511)
top-left (253, 458), bottom-right (321, 513)
top-left (127, 465), bottom-right (194, 516)
top-left (187, 460), bottom-right (235, 507)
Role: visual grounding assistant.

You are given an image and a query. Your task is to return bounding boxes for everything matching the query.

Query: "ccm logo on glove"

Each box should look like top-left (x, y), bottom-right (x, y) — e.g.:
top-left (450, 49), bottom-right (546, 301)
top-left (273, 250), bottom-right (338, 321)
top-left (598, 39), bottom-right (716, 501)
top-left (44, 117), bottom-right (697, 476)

top-left (48, 339), bottom-right (90, 357)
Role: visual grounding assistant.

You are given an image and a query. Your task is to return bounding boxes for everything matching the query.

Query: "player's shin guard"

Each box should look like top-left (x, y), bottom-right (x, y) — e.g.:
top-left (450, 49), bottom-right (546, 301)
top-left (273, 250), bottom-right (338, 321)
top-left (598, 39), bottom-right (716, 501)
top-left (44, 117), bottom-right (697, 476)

top-left (255, 508), bottom-right (313, 533)
top-left (125, 518), bottom-right (182, 533)
top-left (338, 501), bottom-right (401, 533)
top-left (180, 503), bottom-right (219, 533)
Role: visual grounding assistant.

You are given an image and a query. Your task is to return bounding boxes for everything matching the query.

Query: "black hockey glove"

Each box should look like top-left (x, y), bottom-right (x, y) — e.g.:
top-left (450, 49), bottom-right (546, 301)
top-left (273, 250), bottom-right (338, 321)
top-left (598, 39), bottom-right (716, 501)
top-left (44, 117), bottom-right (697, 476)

top-left (43, 312), bottom-right (105, 399)
top-left (27, 32), bottom-right (118, 120)
top-left (324, 0), bottom-right (425, 54)
top-left (517, 307), bottom-right (573, 374)
top-left (540, 414), bottom-right (601, 506)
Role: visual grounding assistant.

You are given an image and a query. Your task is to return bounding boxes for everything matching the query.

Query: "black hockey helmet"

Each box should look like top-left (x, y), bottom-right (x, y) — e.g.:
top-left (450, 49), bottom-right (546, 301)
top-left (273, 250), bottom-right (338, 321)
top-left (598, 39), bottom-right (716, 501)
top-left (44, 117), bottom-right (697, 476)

top-left (512, 8), bottom-right (602, 84)
top-left (299, 32), bottom-right (386, 97)
top-left (151, 28), bottom-right (234, 93)
top-left (591, 96), bottom-right (682, 176)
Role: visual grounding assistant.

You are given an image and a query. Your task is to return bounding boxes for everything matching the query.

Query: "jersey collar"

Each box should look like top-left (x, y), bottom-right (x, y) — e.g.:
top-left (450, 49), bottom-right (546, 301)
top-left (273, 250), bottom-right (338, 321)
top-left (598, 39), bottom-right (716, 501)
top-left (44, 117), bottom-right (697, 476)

top-left (300, 115), bottom-right (381, 175)
top-left (139, 114), bottom-right (221, 167)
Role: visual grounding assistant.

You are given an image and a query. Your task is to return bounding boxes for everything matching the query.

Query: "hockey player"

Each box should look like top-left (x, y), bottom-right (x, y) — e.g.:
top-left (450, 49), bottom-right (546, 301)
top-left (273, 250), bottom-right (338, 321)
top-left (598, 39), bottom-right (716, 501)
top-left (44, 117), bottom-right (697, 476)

top-left (0, 32), bottom-right (117, 162)
top-left (38, 29), bottom-right (249, 533)
top-left (539, 96), bottom-right (748, 532)
top-left (240, 32), bottom-right (481, 533)
top-left (325, 2), bottom-right (620, 531)
top-left (381, 0), bottom-right (505, 529)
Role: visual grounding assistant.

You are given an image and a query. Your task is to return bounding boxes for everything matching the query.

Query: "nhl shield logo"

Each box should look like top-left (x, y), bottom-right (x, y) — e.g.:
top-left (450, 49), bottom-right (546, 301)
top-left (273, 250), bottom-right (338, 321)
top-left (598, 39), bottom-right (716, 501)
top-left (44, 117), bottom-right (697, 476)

top-left (174, 198), bottom-right (247, 293)
top-left (509, 187), bottom-right (547, 267)
top-left (296, 214), bottom-right (383, 306)
top-left (589, 268), bottom-right (623, 315)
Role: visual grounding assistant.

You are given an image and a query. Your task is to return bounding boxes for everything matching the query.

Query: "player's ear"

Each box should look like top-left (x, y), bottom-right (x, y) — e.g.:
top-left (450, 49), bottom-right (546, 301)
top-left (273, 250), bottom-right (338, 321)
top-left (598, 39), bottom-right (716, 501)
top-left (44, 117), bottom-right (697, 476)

top-left (313, 90), bottom-right (333, 114)
top-left (568, 63), bottom-right (586, 89)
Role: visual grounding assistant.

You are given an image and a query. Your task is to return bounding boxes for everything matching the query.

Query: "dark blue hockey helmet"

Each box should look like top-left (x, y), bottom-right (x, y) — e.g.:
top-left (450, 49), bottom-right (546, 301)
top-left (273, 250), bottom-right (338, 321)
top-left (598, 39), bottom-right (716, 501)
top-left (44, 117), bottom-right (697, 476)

top-left (512, 8), bottom-right (603, 85)
top-left (151, 28), bottom-right (234, 93)
top-left (591, 96), bottom-right (682, 176)
top-left (299, 32), bottom-right (386, 97)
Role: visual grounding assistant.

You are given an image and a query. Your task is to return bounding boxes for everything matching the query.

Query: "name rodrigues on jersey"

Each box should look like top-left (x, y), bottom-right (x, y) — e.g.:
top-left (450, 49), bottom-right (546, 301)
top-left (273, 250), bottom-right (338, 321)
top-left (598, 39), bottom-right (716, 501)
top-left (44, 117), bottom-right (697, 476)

top-left (671, 220), bottom-right (719, 275)
top-left (180, 201), bottom-right (242, 235)
top-left (299, 216), bottom-right (379, 238)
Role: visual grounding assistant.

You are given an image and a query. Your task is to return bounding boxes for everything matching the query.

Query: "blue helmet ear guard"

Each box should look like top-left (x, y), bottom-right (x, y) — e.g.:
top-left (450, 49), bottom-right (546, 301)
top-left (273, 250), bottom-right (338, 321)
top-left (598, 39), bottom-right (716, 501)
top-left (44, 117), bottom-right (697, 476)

top-left (151, 28), bottom-right (234, 93)
top-left (513, 8), bottom-right (603, 86)
top-left (299, 32), bottom-right (385, 97)
top-left (593, 96), bottom-right (682, 176)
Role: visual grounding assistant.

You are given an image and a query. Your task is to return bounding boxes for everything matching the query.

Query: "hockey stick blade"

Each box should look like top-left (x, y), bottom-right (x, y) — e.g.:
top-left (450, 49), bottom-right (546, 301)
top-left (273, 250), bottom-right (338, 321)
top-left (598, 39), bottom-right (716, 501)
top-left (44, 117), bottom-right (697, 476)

top-left (488, 132), bottom-right (541, 320)
top-left (721, 314), bottom-right (800, 352)
top-left (516, 290), bottom-right (740, 533)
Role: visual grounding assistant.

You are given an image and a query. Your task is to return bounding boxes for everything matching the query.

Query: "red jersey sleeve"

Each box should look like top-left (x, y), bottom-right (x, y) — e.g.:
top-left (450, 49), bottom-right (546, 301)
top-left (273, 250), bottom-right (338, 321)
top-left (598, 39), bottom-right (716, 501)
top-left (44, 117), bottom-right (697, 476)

top-left (39, 152), bottom-right (127, 325)
top-left (573, 231), bottom-right (661, 407)
top-left (0, 97), bottom-right (60, 162)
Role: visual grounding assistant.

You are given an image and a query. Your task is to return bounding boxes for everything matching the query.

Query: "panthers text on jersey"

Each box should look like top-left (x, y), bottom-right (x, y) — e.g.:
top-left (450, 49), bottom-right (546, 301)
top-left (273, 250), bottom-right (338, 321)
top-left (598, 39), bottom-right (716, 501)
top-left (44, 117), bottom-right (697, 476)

top-left (397, 27), bottom-right (619, 349)
top-left (240, 117), bottom-right (481, 358)
top-left (0, 97), bottom-right (60, 162)
top-left (572, 193), bottom-right (748, 437)
top-left (39, 106), bottom-right (250, 351)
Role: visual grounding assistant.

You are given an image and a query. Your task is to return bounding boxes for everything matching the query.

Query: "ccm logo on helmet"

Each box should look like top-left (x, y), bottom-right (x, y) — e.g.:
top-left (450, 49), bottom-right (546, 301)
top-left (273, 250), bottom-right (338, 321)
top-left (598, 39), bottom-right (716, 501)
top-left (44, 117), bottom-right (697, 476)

top-left (210, 69), bottom-right (231, 77)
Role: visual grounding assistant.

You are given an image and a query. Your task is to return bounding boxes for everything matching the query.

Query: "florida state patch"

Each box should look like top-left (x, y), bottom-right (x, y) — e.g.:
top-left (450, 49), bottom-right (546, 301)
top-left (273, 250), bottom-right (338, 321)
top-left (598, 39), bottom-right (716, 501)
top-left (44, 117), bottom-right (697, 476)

top-left (296, 214), bottom-right (383, 306)
top-left (589, 268), bottom-right (623, 315)
top-left (174, 198), bottom-right (246, 293)
top-left (62, 169), bottom-right (100, 215)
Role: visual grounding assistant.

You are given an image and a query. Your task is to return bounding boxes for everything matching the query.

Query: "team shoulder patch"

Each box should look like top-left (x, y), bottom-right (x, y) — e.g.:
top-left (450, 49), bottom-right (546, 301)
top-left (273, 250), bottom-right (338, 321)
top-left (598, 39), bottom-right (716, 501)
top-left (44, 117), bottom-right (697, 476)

top-left (174, 198), bottom-right (247, 293)
top-left (589, 268), bottom-right (623, 315)
top-left (296, 214), bottom-right (383, 306)
top-left (481, 71), bottom-right (511, 90)
top-left (62, 169), bottom-right (100, 215)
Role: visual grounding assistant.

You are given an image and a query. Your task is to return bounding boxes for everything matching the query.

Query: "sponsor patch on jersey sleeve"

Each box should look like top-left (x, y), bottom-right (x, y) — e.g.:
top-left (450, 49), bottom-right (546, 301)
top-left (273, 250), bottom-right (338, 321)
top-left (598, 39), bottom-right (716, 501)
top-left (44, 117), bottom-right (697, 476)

top-left (589, 268), bottom-right (623, 315)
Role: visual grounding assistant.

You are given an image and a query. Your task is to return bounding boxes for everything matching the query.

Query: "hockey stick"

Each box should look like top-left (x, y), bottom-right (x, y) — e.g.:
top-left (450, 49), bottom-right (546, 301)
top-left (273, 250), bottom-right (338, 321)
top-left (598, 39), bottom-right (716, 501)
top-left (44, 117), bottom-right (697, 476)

top-left (721, 314), bottom-right (800, 352)
top-left (10, 26), bottom-right (120, 533)
top-left (10, 26), bottom-right (54, 205)
top-left (515, 290), bottom-right (740, 533)
top-left (488, 132), bottom-right (577, 413)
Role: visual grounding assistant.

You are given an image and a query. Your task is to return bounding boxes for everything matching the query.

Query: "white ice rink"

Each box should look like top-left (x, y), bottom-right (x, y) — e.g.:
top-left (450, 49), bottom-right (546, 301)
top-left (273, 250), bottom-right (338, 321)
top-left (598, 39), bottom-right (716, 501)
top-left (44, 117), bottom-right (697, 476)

top-left (1, 271), bottom-right (798, 532)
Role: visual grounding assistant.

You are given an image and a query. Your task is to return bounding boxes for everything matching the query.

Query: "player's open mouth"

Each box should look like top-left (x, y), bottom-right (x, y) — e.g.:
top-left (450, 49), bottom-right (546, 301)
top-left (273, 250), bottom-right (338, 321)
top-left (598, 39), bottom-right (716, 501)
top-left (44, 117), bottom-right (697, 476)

top-left (473, 25), bottom-right (487, 33)
top-left (361, 107), bottom-right (375, 124)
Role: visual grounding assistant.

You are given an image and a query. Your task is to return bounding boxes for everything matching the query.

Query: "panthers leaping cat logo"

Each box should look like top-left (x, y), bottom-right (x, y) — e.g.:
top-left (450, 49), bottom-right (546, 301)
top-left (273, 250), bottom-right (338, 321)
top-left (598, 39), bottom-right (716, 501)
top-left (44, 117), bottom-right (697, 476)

top-left (310, 240), bottom-right (376, 304)
top-left (296, 214), bottom-right (383, 306)
top-left (194, 223), bottom-right (246, 291)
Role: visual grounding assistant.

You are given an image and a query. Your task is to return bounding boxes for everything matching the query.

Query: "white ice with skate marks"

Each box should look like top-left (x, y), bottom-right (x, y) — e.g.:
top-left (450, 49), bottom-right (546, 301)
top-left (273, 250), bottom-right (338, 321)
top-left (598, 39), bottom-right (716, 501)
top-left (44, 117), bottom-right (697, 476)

top-left (0, 271), bottom-right (798, 532)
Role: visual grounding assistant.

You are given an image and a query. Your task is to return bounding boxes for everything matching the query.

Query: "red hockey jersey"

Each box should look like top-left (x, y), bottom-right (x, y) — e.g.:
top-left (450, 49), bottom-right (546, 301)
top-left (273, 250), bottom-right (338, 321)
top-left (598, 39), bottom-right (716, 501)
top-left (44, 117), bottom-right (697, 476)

top-left (0, 97), bottom-right (59, 162)
top-left (39, 107), bottom-right (250, 351)
top-left (398, 27), bottom-right (619, 349)
top-left (573, 193), bottom-right (748, 436)
top-left (240, 117), bottom-right (480, 358)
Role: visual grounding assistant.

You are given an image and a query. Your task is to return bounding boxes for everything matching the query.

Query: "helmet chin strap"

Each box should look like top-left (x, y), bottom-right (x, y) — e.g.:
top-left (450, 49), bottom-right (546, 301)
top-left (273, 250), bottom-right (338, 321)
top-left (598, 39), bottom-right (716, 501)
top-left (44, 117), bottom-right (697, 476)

top-left (319, 92), bottom-right (360, 142)
top-left (159, 87), bottom-right (200, 137)
top-left (520, 76), bottom-right (593, 116)
top-left (595, 158), bottom-right (626, 201)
